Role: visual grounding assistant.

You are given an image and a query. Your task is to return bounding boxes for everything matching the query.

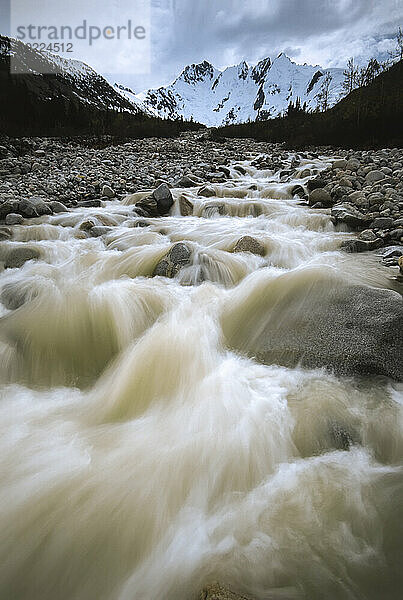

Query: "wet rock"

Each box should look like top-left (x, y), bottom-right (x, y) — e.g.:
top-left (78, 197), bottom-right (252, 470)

top-left (5, 213), bottom-right (23, 225)
top-left (331, 203), bottom-right (369, 229)
top-left (18, 197), bottom-right (52, 218)
top-left (89, 226), bottom-right (112, 237)
top-left (0, 282), bottom-right (31, 309)
top-left (340, 238), bottom-right (382, 253)
top-left (309, 188), bottom-right (332, 207)
top-left (234, 165), bottom-right (247, 175)
top-left (175, 175), bottom-right (198, 188)
top-left (399, 256), bottom-right (403, 274)
top-left (77, 199), bottom-right (101, 208)
top-left (291, 184), bottom-right (307, 199)
top-left (49, 201), bottom-right (68, 213)
top-left (225, 279), bottom-right (403, 381)
top-left (79, 218), bottom-right (99, 231)
top-left (198, 185), bottom-right (216, 198)
top-left (0, 200), bottom-right (20, 220)
top-left (152, 183), bottom-right (174, 215)
top-left (4, 246), bottom-right (40, 269)
top-left (101, 184), bottom-right (114, 198)
top-left (0, 226), bottom-right (12, 240)
top-left (179, 195), bottom-right (194, 216)
top-left (153, 242), bottom-right (192, 278)
top-left (234, 236), bottom-right (265, 256)
top-left (202, 203), bottom-right (225, 217)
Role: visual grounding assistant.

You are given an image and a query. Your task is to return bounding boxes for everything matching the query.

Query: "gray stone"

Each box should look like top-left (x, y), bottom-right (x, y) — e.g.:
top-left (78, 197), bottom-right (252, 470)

top-left (5, 213), bottom-right (23, 225)
top-left (49, 201), bottom-right (68, 213)
top-left (366, 170), bottom-right (385, 183)
top-left (153, 242), bottom-right (192, 278)
top-left (346, 158), bottom-right (361, 171)
top-left (309, 188), bottom-right (332, 207)
top-left (175, 175), bottom-right (198, 188)
top-left (371, 217), bottom-right (394, 229)
top-left (18, 197), bottom-right (52, 218)
top-left (89, 226), bottom-right (112, 237)
top-left (332, 159), bottom-right (347, 170)
top-left (224, 280), bottom-right (403, 380)
top-left (101, 185), bottom-right (115, 198)
top-left (4, 246), bottom-right (40, 269)
top-left (341, 238), bottom-right (382, 252)
top-left (234, 236), bottom-right (265, 256)
top-left (152, 183), bottom-right (174, 215)
top-left (179, 195), bottom-right (194, 216)
top-left (198, 185), bottom-right (216, 198)
top-left (331, 203), bottom-right (369, 229)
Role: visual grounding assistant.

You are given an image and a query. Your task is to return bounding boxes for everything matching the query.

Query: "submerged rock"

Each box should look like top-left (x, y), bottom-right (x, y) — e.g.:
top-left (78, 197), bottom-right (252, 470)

top-left (153, 242), bottom-right (192, 278)
top-left (4, 246), bottom-right (40, 269)
top-left (223, 276), bottom-right (403, 381)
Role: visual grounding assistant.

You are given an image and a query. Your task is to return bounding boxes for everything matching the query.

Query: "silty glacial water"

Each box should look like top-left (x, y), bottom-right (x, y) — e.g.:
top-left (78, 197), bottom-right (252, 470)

top-left (0, 154), bottom-right (402, 600)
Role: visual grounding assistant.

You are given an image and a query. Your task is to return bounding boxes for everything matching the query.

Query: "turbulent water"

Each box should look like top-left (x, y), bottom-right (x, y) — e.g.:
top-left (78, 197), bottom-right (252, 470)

top-left (0, 154), bottom-right (402, 600)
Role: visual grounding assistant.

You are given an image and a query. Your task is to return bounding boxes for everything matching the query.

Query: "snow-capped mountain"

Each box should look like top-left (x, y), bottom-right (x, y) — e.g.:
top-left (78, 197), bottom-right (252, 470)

top-left (0, 36), bottom-right (148, 116)
top-left (139, 53), bottom-right (346, 126)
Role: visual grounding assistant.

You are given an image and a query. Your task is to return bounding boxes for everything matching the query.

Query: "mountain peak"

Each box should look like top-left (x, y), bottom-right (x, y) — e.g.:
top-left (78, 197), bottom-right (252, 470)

top-left (141, 54), bottom-right (345, 126)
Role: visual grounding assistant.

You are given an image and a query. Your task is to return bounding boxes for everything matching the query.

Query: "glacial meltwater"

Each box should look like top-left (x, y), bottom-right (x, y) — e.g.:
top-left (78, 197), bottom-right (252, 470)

top-left (0, 154), bottom-right (402, 600)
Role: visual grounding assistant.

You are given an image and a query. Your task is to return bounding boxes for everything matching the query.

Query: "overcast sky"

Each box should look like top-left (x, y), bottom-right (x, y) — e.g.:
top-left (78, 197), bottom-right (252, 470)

top-left (2, 0), bottom-right (403, 92)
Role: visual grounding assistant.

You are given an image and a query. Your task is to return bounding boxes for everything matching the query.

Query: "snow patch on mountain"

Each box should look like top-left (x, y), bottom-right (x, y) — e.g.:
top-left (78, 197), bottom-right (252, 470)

top-left (139, 53), bottom-right (345, 126)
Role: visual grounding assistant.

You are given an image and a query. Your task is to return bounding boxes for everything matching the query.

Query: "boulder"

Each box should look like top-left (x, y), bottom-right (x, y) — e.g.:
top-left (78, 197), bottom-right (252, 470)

top-left (340, 238), bottom-right (382, 252)
top-left (4, 246), bottom-right (40, 269)
top-left (0, 226), bottom-right (12, 240)
top-left (223, 275), bottom-right (403, 380)
top-left (101, 184), bottom-right (115, 198)
top-left (49, 201), bottom-right (68, 213)
top-left (0, 200), bottom-right (20, 220)
top-left (234, 236), bottom-right (265, 256)
top-left (151, 183), bottom-right (174, 215)
top-left (332, 159), bottom-right (347, 170)
top-left (399, 255), bottom-right (403, 274)
top-left (308, 188), bottom-right (332, 207)
top-left (153, 242), bottom-right (192, 278)
top-left (198, 185), bottom-right (216, 198)
top-left (18, 197), bottom-right (52, 218)
top-left (331, 203), bottom-right (369, 229)
top-left (365, 170), bottom-right (385, 183)
top-left (371, 217), bottom-right (394, 230)
top-left (179, 195), bottom-right (194, 216)
top-left (345, 158), bottom-right (361, 171)
top-left (5, 213), bottom-right (23, 225)
top-left (291, 184), bottom-right (307, 199)
top-left (175, 175), bottom-right (198, 188)
top-left (307, 177), bottom-right (326, 192)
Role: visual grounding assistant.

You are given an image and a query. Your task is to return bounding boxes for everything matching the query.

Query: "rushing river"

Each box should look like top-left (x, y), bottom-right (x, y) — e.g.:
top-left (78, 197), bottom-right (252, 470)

top-left (0, 154), bottom-right (402, 600)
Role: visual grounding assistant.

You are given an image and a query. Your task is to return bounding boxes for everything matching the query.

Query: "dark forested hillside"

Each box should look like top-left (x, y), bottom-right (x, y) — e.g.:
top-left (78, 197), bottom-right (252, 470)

top-left (211, 60), bottom-right (403, 148)
top-left (0, 36), bottom-right (202, 137)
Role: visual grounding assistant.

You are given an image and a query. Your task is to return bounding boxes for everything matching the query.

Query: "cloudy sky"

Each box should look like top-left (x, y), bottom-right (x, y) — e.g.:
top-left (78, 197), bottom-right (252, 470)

top-left (2, 0), bottom-right (403, 91)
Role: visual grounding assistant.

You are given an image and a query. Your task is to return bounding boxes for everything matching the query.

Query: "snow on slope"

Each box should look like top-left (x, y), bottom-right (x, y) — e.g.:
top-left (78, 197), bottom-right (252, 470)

top-left (1, 36), bottom-right (149, 116)
top-left (140, 53), bottom-right (345, 126)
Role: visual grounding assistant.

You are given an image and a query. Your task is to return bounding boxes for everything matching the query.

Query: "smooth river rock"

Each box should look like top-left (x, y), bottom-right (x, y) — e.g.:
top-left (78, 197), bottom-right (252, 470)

top-left (223, 274), bottom-right (403, 381)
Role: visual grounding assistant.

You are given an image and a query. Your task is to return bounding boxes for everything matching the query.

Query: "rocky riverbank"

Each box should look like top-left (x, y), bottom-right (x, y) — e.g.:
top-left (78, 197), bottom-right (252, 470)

top-left (305, 148), bottom-right (403, 267)
top-left (1, 133), bottom-right (402, 278)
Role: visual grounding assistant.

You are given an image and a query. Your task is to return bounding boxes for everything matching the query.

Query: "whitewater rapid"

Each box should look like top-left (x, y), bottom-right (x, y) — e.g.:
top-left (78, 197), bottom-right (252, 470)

top-left (0, 154), bottom-right (402, 600)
